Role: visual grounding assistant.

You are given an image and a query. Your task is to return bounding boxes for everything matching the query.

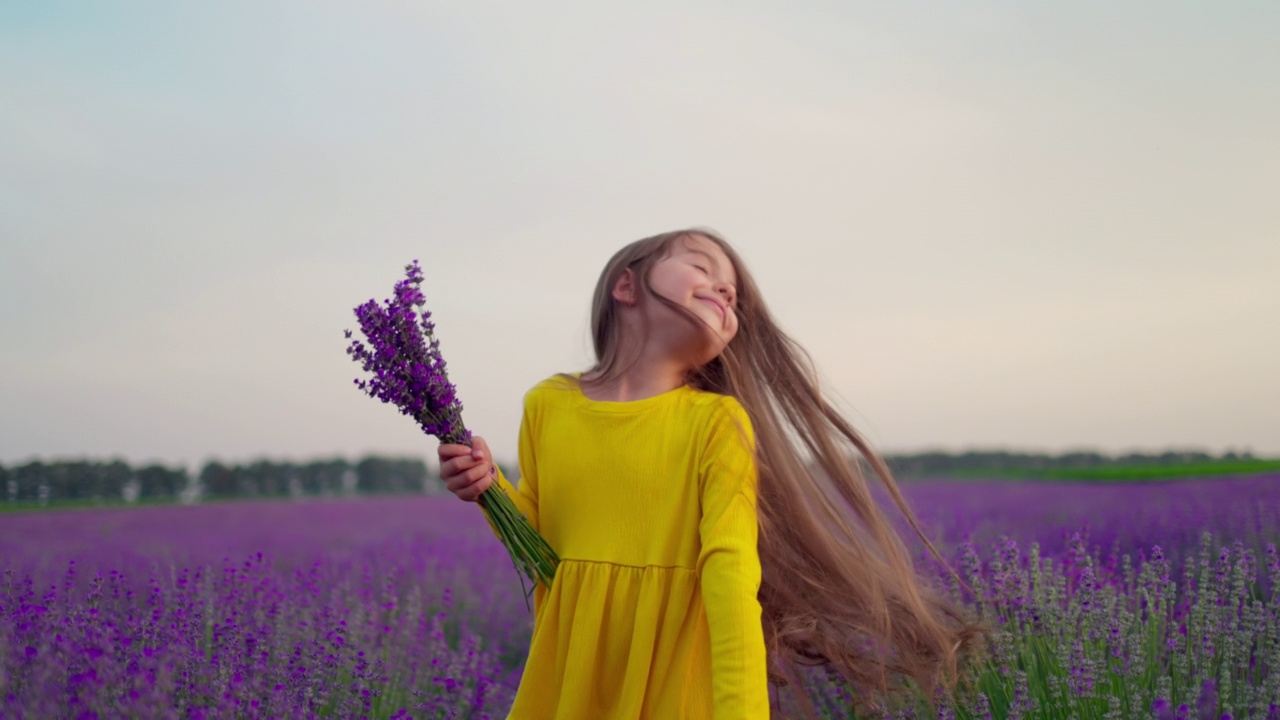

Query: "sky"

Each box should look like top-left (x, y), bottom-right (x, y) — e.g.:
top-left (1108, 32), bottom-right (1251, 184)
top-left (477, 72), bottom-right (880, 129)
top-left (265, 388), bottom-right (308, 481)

top-left (1, 0), bottom-right (1277, 472)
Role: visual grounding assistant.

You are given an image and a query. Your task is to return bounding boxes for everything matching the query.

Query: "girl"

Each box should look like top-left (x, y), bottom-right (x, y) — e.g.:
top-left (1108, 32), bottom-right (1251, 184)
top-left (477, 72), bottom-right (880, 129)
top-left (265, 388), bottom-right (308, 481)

top-left (439, 229), bottom-right (981, 719)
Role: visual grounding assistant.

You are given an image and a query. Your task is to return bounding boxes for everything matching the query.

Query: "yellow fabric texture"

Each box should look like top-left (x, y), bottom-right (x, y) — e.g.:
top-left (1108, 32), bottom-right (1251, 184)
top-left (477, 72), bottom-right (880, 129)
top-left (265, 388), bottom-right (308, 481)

top-left (480, 373), bottom-right (769, 720)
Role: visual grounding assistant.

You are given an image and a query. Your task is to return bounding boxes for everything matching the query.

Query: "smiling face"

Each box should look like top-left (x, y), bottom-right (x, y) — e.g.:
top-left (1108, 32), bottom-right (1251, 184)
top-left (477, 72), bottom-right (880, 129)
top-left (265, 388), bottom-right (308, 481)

top-left (641, 233), bottom-right (740, 365)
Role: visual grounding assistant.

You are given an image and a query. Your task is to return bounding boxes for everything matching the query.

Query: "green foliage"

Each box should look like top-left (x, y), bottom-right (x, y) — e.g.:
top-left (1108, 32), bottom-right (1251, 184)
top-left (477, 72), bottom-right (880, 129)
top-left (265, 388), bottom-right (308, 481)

top-left (887, 450), bottom-right (1279, 482)
top-left (1020, 459), bottom-right (1280, 481)
top-left (787, 533), bottom-right (1280, 719)
top-left (356, 457), bottom-right (430, 495)
top-left (0, 454), bottom-right (446, 509)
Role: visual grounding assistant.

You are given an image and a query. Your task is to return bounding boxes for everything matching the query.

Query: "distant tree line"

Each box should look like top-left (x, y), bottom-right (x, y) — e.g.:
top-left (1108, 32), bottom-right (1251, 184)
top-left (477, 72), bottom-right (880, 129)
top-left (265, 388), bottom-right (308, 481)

top-left (0, 456), bottom-right (449, 506)
top-left (4, 449), bottom-right (1265, 505)
top-left (883, 449), bottom-right (1259, 478)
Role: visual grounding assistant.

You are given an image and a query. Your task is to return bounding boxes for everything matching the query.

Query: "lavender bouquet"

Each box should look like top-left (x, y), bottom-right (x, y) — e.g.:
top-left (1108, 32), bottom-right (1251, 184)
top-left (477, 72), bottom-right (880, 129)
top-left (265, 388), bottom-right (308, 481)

top-left (344, 260), bottom-right (558, 597)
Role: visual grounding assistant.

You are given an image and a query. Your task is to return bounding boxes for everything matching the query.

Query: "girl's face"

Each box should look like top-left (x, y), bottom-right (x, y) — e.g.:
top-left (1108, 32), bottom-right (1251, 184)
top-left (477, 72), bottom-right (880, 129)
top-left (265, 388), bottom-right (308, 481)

top-left (643, 234), bottom-right (740, 365)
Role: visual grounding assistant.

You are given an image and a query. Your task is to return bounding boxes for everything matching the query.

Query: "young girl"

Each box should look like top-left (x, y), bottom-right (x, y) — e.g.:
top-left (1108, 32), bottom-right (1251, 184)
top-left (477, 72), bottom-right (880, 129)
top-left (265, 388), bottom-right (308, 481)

top-left (439, 229), bottom-right (980, 719)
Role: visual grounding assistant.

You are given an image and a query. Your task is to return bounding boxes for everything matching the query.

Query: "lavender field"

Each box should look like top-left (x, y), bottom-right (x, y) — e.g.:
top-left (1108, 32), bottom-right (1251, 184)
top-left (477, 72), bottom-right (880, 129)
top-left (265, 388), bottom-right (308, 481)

top-left (3, 475), bottom-right (1280, 719)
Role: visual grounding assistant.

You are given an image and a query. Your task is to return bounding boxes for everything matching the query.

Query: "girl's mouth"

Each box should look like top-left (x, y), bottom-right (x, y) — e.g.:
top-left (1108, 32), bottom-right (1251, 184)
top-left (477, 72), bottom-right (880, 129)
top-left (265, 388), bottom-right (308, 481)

top-left (698, 297), bottom-right (725, 323)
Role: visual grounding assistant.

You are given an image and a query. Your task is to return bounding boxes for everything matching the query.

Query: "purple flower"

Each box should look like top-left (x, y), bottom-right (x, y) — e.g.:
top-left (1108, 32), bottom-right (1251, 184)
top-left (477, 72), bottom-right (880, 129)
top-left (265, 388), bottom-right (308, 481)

top-left (345, 260), bottom-right (470, 445)
top-left (344, 261), bottom-right (559, 597)
top-left (1197, 679), bottom-right (1218, 720)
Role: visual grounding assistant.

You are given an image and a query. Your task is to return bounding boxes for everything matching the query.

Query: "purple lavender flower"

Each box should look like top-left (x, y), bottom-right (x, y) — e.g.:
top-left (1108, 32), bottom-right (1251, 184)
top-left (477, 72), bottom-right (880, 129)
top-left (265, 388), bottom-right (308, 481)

top-left (344, 261), bottom-right (558, 596)
top-left (1197, 679), bottom-right (1218, 720)
top-left (345, 260), bottom-right (470, 445)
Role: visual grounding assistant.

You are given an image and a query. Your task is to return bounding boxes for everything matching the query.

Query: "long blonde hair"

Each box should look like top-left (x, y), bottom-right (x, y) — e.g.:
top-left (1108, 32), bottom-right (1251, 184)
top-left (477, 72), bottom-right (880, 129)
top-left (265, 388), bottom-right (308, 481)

top-left (579, 228), bottom-right (983, 714)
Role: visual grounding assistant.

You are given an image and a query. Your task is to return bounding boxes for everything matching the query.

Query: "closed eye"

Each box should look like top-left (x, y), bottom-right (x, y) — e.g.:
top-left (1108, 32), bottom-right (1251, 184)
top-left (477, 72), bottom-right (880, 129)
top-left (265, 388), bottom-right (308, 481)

top-left (692, 264), bottom-right (708, 273)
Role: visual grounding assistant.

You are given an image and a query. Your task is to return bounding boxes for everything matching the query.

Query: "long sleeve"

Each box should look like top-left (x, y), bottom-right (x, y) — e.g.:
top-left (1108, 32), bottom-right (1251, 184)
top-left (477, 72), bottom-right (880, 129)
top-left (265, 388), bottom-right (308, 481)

top-left (695, 398), bottom-right (769, 719)
top-left (480, 396), bottom-right (539, 539)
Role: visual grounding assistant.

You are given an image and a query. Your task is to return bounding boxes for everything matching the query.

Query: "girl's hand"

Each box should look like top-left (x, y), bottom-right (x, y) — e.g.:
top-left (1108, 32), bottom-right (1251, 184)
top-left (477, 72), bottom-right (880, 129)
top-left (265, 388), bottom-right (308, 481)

top-left (438, 436), bottom-right (496, 502)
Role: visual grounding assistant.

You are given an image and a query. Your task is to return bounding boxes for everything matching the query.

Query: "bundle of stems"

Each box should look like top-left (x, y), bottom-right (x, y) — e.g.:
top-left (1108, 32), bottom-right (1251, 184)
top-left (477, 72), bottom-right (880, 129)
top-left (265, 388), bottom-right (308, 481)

top-left (345, 260), bottom-right (559, 601)
top-left (474, 470), bottom-right (560, 598)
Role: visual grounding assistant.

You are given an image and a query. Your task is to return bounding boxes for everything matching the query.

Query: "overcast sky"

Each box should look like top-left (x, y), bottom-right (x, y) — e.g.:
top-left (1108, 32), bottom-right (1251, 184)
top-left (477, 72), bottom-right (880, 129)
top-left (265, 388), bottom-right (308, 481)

top-left (2, 0), bottom-right (1277, 472)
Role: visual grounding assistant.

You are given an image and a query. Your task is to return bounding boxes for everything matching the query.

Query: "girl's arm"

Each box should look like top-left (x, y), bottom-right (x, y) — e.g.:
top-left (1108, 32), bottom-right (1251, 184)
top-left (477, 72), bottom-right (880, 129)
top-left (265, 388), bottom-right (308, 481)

top-left (480, 401), bottom-right (540, 537)
top-left (696, 398), bottom-right (770, 719)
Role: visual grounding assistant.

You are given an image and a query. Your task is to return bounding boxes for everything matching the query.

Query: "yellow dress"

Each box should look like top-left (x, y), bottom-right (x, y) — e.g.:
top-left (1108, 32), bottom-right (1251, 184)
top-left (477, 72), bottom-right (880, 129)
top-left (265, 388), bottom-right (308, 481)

top-left (482, 373), bottom-right (769, 719)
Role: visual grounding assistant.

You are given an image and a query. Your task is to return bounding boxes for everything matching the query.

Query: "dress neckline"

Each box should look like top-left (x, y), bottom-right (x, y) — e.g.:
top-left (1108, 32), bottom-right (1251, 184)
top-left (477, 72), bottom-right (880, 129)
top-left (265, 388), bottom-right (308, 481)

top-left (568, 372), bottom-right (693, 413)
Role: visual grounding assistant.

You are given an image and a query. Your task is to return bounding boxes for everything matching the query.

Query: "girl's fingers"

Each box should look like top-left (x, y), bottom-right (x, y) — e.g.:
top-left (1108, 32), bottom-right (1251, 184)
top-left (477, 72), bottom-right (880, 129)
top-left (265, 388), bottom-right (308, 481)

top-left (459, 461), bottom-right (492, 486)
top-left (443, 472), bottom-right (470, 493)
top-left (459, 472), bottom-right (494, 502)
top-left (444, 459), bottom-right (494, 499)
top-left (449, 472), bottom-right (492, 502)
top-left (440, 455), bottom-right (474, 478)
top-left (438, 443), bottom-right (472, 459)
top-left (437, 437), bottom-right (493, 502)
top-left (443, 460), bottom-right (485, 489)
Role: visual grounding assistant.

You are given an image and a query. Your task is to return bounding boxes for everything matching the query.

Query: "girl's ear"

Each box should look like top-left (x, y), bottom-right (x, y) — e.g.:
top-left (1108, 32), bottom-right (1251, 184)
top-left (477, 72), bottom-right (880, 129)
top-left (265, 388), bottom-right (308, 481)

top-left (611, 269), bottom-right (638, 305)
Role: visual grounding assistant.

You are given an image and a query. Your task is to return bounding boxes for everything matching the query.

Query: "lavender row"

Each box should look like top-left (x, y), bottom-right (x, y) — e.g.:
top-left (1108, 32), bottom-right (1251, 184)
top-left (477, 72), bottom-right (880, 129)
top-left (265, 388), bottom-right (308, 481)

top-left (1, 498), bottom-right (530, 719)
top-left (4, 476), bottom-right (1280, 717)
top-left (770, 529), bottom-right (1280, 719)
top-left (899, 474), bottom-right (1280, 562)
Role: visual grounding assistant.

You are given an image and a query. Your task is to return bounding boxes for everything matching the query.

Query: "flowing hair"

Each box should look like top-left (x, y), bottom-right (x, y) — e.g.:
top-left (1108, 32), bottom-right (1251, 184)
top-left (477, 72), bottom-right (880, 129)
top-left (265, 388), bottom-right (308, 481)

top-left (576, 228), bottom-right (984, 714)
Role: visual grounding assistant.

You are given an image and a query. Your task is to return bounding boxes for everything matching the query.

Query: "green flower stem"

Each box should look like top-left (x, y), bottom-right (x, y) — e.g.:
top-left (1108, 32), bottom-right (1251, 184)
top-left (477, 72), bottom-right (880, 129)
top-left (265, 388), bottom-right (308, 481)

top-left (436, 427), bottom-right (559, 602)
top-left (476, 481), bottom-right (559, 607)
